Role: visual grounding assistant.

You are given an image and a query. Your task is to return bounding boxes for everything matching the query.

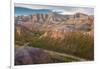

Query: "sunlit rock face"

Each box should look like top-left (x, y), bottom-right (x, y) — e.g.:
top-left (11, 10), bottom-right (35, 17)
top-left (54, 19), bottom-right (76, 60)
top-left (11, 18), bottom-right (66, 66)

top-left (15, 12), bottom-right (93, 31)
top-left (15, 12), bottom-right (94, 40)
top-left (15, 47), bottom-right (51, 65)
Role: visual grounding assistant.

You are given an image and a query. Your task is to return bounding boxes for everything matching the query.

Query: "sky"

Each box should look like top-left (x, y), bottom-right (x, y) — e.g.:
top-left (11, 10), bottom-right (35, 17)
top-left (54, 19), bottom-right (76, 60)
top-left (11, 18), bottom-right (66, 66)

top-left (15, 3), bottom-right (94, 16)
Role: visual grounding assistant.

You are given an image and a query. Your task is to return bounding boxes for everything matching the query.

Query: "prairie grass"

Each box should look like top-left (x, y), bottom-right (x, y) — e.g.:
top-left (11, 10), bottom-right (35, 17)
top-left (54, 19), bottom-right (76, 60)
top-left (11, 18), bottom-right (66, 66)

top-left (15, 31), bottom-right (94, 60)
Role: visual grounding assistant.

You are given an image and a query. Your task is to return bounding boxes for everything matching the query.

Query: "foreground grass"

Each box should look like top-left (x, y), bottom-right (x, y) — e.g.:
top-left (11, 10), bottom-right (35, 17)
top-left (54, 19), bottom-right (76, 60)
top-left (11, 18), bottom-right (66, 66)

top-left (15, 31), bottom-right (94, 60)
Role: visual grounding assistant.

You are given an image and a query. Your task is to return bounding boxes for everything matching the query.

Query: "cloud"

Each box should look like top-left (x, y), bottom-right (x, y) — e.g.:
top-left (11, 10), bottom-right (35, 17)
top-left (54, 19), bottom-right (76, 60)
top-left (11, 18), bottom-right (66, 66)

top-left (15, 3), bottom-right (50, 9)
top-left (15, 3), bottom-right (94, 15)
top-left (58, 11), bottom-right (75, 15)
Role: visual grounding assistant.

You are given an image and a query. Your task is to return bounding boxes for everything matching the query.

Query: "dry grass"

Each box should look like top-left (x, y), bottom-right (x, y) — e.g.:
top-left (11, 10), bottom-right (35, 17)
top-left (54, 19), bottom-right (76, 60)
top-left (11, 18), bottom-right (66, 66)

top-left (15, 31), bottom-right (94, 60)
top-left (29, 32), bottom-right (94, 60)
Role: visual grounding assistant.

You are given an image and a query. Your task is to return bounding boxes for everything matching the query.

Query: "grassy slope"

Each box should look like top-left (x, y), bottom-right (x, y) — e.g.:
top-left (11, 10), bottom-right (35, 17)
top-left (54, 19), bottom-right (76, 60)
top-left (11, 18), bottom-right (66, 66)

top-left (15, 31), bottom-right (94, 60)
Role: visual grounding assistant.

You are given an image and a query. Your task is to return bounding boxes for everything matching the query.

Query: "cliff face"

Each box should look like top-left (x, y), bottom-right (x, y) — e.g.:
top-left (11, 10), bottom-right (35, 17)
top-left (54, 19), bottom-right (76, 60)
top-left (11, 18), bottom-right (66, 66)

top-left (15, 12), bottom-right (94, 39)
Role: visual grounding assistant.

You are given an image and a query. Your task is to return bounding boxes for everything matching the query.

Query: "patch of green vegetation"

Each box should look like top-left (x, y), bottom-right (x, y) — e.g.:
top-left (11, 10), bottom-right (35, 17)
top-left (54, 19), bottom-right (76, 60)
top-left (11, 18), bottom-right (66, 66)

top-left (50, 56), bottom-right (78, 63)
top-left (49, 53), bottom-right (79, 62)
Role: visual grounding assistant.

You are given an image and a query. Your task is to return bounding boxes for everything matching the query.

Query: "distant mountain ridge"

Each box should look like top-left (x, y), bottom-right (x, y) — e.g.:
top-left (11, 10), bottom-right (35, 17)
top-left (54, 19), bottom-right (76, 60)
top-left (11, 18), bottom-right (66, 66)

top-left (15, 7), bottom-right (52, 16)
